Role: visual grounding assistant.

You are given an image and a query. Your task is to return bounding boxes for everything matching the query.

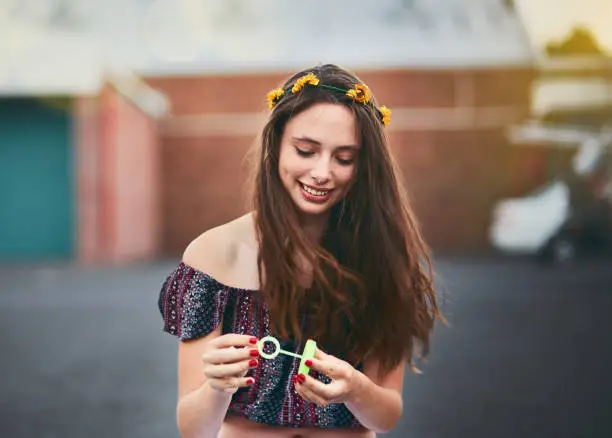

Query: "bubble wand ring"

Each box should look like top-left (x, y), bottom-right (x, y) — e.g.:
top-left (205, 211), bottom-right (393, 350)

top-left (257, 335), bottom-right (317, 375)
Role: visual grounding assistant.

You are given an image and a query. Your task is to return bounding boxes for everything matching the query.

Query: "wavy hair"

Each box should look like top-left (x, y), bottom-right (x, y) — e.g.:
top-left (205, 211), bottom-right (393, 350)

top-left (248, 64), bottom-right (441, 377)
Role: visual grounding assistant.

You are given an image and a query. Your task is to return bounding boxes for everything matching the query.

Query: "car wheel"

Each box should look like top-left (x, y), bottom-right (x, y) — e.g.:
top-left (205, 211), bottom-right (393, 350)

top-left (543, 235), bottom-right (577, 265)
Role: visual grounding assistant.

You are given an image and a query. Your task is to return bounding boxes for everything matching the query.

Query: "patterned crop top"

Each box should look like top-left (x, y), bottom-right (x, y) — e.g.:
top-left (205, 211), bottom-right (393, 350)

top-left (157, 261), bottom-right (364, 429)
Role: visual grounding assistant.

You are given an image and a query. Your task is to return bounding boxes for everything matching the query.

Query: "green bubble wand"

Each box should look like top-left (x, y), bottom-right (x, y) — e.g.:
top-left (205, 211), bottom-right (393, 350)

top-left (257, 336), bottom-right (317, 375)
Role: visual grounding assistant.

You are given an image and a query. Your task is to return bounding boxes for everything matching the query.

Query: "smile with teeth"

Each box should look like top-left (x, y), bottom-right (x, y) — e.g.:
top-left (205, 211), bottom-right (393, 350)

top-left (300, 182), bottom-right (332, 196)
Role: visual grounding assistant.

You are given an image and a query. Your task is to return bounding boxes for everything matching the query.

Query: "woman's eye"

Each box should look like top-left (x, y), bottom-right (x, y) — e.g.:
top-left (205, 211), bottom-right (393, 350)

top-left (295, 148), bottom-right (314, 157)
top-left (336, 157), bottom-right (354, 165)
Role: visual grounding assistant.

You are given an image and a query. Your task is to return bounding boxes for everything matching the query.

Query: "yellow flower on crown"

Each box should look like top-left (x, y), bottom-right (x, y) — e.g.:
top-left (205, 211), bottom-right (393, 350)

top-left (267, 88), bottom-right (285, 110)
top-left (379, 105), bottom-right (391, 127)
top-left (291, 73), bottom-right (320, 93)
top-left (346, 83), bottom-right (371, 104)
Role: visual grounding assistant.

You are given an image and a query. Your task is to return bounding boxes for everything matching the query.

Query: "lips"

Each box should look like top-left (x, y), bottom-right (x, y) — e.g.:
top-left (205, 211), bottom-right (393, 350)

top-left (299, 182), bottom-right (334, 203)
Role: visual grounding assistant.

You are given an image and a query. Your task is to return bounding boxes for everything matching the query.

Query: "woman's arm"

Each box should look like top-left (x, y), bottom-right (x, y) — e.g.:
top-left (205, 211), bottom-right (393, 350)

top-left (176, 327), bottom-right (233, 438)
top-left (175, 327), bottom-right (258, 438)
top-left (343, 360), bottom-right (405, 433)
top-left (176, 227), bottom-right (259, 438)
top-left (176, 382), bottom-right (234, 438)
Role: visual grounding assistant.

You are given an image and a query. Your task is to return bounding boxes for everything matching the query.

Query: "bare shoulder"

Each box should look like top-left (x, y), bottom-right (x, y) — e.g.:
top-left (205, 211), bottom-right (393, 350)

top-left (182, 212), bottom-right (258, 288)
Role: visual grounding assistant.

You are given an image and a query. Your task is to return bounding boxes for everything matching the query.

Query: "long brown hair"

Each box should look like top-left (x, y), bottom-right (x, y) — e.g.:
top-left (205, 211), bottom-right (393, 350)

top-left (249, 64), bottom-right (441, 377)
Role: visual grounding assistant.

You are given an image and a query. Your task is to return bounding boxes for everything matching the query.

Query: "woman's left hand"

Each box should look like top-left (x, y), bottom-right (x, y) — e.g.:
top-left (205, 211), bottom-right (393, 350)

top-left (293, 348), bottom-right (361, 407)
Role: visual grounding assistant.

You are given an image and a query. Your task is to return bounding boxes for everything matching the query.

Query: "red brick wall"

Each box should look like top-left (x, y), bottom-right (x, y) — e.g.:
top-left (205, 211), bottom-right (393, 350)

top-left (75, 84), bottom-right (162, 263)
top-left (74, 95), bottom-right (101, 263)
top-left (159, 135), bottom-right (255, 255)
top-left (113, 87), bottom-right (161, 261)
top-left (145, 66), bottom-right (534, 256)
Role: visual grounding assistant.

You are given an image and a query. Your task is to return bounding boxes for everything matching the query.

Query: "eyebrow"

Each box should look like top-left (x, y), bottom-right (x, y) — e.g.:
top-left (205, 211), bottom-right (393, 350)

top-left (292, 136), bottom-right (358, 150)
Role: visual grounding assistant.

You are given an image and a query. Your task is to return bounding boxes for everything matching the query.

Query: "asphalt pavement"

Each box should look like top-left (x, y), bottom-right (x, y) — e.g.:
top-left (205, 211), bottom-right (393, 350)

top-left (1, 257), bottom-right (611, 438)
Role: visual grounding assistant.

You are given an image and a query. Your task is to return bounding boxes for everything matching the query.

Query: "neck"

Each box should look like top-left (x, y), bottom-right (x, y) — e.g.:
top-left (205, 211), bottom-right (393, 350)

top-left (299, 212), bottom-right (329, 244)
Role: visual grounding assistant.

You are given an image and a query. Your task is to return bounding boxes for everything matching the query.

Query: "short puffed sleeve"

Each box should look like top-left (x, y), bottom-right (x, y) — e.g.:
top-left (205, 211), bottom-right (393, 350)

top-left (157, 261), bottom-right (231, 340)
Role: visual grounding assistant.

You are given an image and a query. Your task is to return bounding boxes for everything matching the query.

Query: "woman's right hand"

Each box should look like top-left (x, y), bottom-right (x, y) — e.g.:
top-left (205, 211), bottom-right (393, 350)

top-left (201, 334), bottom-right (260, 394)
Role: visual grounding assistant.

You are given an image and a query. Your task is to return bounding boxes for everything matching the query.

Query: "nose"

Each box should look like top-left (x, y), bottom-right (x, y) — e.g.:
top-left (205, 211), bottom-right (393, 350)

top-left (310, 156), bottom-right (332, 185)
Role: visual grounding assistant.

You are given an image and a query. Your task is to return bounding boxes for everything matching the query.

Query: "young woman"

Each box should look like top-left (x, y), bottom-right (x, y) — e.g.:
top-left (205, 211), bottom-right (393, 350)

top-left (158, 64), bottom-right (441, 438)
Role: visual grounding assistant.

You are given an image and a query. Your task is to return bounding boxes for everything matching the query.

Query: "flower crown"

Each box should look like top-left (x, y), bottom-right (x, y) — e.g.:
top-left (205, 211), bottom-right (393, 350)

top-left (266, 73), bottom-right (391, 127)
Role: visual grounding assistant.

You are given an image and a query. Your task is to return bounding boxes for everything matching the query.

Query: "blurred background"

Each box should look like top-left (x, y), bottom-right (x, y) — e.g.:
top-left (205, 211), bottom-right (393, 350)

top-left (0, 0), bottom-right (611, 437)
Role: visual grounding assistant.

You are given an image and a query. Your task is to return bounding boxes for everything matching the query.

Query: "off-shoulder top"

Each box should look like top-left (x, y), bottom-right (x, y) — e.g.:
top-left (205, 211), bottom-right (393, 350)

top-left (157, 261), bottom-right (363, 429)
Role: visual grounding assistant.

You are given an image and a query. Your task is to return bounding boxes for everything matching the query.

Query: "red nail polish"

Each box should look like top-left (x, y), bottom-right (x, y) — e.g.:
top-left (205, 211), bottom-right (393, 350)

top-left (292, 376), bottom-right (298, 384)
top-left (249, 337), bottom-right (258, 344)
top-left (249, 349), bottom-right (259, 357)
top-left (297, 374), bottom-right (306, 383)
top-left (246, 378), bottom-right (254, 385)
top-left (249, 359), bottom-right (258, 367)
top-left (305, 359), bottom-right (312, 367)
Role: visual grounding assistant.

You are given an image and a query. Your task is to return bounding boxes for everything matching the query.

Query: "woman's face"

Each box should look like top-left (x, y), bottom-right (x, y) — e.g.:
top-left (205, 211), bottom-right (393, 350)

top-left (278, 103), bottom-right (359, 218)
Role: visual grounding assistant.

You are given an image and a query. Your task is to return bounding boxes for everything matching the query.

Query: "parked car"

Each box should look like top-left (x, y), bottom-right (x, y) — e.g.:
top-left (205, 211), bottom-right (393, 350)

top-left (490, 132), bottom-right (612, 264)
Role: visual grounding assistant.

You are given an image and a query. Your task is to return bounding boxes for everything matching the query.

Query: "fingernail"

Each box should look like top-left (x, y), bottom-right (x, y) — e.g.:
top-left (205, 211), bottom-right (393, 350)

top-left (249, 349), bottom-right (259, 357)
top-left (246, 378), bottom-right (255, 385)
top-left (297, 374), bottom-right (306, 383)
top-left (249, 359), bottom-right (258, 367)
top-left (249, 337), bottom-right (258, 344)
top-left (305, 359), bottom-right (312, 367)
top-left (292, 376), bottom-right (299, 384)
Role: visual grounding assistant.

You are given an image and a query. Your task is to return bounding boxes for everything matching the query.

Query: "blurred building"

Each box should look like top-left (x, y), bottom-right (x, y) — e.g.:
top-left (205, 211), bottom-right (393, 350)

top-left (3, 0), bottom-right (591, 263)
top-left (144, 0), bottom-right (535, 255)
top-left (0, 21), bottom-right (167, 263)
top-left (506, 28), bottom-right (612, 195)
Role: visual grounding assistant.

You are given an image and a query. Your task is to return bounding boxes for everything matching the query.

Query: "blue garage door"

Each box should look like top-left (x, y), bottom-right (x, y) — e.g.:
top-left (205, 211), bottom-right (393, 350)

top-left (0, 98), bottom-right (74, 261)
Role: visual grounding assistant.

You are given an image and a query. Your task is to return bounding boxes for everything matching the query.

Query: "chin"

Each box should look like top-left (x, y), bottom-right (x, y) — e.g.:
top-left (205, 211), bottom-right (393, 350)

top-left (293, 195), bottom-right (340, 217)
top-left (295, 201), bottom-right (331, 216)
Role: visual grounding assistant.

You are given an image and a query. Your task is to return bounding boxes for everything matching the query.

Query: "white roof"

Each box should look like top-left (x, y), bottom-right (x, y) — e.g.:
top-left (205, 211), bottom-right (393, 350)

top-left (0, 24), bottom-right (105, 95)
top-left (0, 0), bottom-right (534, 94)
top-left (122, 0), bottom-right (536, 73)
